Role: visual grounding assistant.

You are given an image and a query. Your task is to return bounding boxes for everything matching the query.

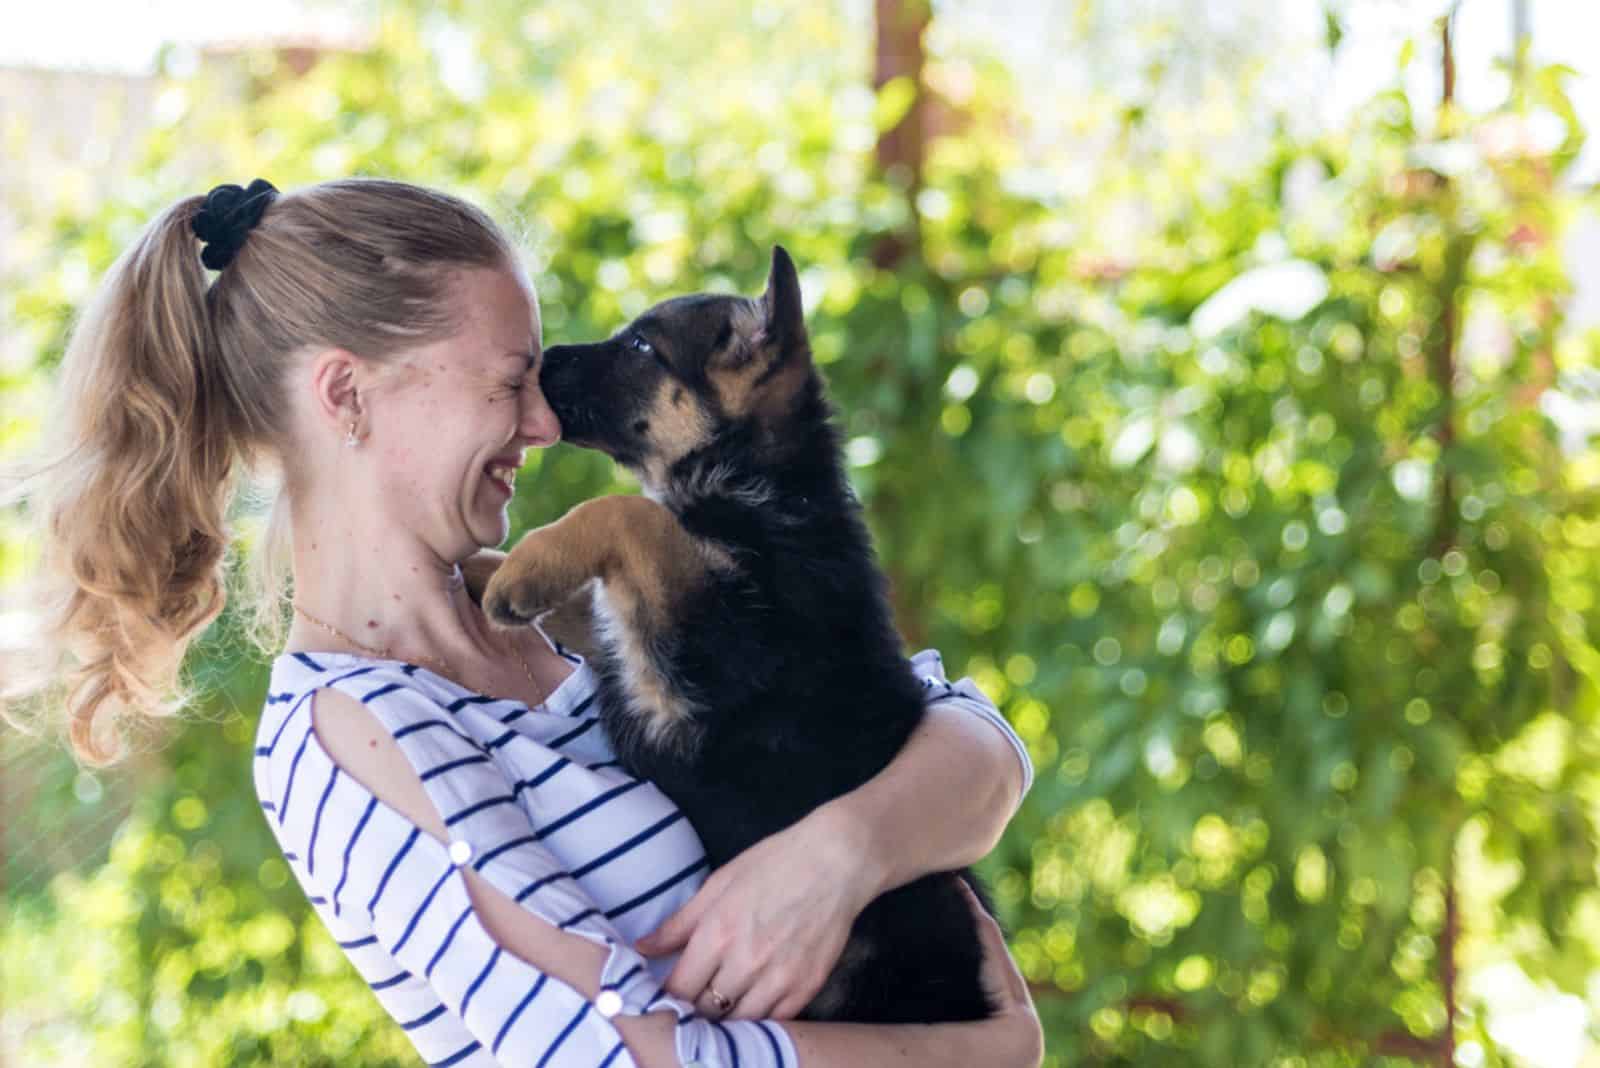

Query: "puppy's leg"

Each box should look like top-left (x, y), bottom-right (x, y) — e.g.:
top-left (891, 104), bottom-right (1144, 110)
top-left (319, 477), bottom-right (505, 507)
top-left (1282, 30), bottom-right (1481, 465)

top-left (485, 496), bottom-right (718, 754)
top-left (482, 495), bottom-right (709, 629)
top-left (539, 590), bottom-right (601, 662)
top-left (467, 544), bottom-right (599, 658)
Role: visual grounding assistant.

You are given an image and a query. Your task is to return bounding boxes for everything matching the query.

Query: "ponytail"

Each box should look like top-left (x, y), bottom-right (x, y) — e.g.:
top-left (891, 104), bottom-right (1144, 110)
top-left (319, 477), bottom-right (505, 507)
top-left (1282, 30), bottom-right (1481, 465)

top-left (4, 196), bottom-right (241, 764)
top-left (3, 176), bottom-right (522, 764)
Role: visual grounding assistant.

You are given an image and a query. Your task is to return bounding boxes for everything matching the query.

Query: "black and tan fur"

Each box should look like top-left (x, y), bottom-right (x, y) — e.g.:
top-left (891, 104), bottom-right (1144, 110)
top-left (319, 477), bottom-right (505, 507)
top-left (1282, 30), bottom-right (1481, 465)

top-left (473, 247), bottom-right (996, 1024)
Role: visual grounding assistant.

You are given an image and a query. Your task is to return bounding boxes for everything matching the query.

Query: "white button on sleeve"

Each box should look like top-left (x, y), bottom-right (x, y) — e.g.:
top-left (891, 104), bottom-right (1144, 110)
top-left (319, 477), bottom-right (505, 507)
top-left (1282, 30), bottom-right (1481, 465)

top-left (261, 661), bottom-right (802, 1066)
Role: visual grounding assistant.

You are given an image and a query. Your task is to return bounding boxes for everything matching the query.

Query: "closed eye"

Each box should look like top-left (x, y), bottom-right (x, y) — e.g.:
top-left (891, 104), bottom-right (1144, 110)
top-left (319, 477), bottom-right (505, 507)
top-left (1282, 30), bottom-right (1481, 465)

top-left (490, 377), bottom-right (527, 401)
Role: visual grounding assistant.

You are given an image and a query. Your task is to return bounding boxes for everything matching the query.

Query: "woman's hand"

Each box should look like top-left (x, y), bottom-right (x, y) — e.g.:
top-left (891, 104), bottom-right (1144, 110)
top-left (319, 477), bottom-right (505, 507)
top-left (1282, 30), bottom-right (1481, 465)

top-left (634, 801), bottom-right (880, 1020)
top-left (960, 879), bottom-right (1044, 1067)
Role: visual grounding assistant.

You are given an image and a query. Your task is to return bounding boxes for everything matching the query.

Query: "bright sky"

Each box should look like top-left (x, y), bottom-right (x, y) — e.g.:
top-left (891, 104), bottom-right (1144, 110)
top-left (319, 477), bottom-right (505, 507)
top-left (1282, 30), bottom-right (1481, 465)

top-left (945, 0), bottom-right (1600, 184)
top-left (5, 0), bottom-right (1596, 188)
top-left (7, 0), bottom-right (1596, 117)
top-left (0, 0), bottom-right (368, 72)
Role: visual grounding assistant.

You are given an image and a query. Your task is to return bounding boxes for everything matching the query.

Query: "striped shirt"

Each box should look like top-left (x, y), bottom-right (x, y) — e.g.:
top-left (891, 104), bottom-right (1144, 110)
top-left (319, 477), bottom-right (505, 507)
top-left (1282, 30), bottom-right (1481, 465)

top-left (253, 637), bottom-right (1033, 1068)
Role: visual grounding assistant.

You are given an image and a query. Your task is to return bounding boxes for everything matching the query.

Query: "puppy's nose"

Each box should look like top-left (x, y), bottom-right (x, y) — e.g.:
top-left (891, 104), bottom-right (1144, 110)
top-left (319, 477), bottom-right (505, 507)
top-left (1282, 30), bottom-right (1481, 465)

top-left (542, 343), bottom-right (579, 367)
top-left (540, 344), bottom-right (579, 392)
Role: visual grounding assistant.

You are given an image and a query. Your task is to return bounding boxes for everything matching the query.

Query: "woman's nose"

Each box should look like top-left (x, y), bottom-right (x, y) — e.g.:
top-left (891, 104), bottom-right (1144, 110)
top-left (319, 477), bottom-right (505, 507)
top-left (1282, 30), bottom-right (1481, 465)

top-left (521, 386), bottom-right (561, 446)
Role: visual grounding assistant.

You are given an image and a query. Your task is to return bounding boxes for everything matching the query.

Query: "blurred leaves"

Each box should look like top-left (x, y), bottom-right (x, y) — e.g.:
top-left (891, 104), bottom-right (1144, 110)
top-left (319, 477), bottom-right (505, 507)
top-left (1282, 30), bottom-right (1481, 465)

top-left (5, 2), bottom-right (1600, 1066)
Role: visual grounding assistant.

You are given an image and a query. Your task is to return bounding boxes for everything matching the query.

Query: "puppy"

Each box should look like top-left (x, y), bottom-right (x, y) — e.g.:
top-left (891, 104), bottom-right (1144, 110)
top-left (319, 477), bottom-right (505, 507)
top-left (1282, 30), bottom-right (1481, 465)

top-left (479, 247), bottom-right (996, 1023)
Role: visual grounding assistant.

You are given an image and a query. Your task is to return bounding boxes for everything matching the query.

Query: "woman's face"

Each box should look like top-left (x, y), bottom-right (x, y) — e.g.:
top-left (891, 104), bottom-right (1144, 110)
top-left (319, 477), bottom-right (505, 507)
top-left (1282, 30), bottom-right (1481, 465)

top-left (356, 267), bottom-right (561, 560)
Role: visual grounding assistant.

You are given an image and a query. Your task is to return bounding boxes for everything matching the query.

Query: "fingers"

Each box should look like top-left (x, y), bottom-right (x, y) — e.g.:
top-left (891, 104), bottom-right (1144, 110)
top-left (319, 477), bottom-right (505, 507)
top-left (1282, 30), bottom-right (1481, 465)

top-left (643, 857), bottom-right (852, 1022)
top-left (637, 887), bottom-right (709, 956)
top-left (650, 882), bottom-right (750, 1009)
top-left (729, 985), bottom-right (777, 1021)
top-left (771, 988), bottom-right (815, 1021)
top-left (666, 934), bottom-right (820, 1021)
top-left (662, 937), bottom-right (721, 1002)
top-left (636, 913), bottom-right (688, 957)
top-left (695, 951), bottom-right (778, 1018)
top-left (695, 976), bottom-right (741, 1020)
top-left (730, 971), bottom-right (802, 1021)
top-left (675, 945), bottom-right (771, 1020)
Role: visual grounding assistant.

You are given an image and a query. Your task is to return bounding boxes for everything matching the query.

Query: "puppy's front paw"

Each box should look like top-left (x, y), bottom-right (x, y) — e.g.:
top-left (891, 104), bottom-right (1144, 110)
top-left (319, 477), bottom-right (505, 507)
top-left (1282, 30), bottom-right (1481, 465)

top-left (482, 532), bottom-right (585, 627)
top-left (484, 572), bottom-right (555, 627)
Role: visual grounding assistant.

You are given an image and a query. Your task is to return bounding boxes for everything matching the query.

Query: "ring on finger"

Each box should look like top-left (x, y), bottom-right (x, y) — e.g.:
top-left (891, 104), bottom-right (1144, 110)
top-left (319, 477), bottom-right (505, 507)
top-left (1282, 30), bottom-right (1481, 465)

top-left (704, 984), bottom-right (733, 1015)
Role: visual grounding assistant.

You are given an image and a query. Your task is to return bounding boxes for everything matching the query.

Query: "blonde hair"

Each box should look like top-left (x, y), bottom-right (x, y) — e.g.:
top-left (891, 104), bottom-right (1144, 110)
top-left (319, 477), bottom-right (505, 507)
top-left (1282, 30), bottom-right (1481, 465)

top-left (2, 177), bottom-right (522, 765)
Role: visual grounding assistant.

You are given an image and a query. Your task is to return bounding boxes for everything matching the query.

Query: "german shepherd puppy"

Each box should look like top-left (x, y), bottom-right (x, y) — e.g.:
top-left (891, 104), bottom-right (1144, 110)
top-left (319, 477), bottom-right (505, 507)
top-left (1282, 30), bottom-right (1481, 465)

top-left (476, 247), bottom-right (995, 1024)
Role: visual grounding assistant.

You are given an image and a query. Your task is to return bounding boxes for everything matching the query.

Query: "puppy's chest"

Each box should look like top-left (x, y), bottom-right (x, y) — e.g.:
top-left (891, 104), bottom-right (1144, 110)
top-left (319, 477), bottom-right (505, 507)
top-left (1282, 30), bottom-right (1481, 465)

top-left (587, 580), bottom-right (709, 770)
top-left (585, 556), bottom-right (784, 779)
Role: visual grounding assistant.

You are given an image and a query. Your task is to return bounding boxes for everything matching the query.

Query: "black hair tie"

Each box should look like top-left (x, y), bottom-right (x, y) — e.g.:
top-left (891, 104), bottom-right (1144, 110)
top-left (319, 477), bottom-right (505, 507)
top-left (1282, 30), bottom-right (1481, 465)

top-left (192, 178), bottom-right (279, 271)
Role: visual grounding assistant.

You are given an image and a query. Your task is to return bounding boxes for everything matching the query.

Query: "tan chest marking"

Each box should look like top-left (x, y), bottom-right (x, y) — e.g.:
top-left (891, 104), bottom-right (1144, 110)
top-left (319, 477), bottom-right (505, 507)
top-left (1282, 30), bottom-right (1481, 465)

top-left (591, 582), bottom-right (703, 756)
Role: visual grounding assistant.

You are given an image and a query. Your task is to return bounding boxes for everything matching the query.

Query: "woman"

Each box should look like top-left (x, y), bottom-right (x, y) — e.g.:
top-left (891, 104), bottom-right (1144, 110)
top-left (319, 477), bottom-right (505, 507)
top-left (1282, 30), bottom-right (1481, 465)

top-left (8, 177), bottom-right (1043, 1067)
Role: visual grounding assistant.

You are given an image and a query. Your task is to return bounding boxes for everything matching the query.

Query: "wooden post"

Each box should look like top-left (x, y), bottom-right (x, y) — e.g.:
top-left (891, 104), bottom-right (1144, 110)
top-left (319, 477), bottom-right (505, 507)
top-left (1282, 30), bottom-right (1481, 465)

top-left (871, 0), bottom-right (929, 270)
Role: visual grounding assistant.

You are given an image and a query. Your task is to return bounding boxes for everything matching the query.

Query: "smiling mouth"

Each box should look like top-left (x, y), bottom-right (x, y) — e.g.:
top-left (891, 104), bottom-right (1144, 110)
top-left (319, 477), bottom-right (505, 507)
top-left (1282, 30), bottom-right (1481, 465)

top-left (484, 462), bottom-right (517, 496)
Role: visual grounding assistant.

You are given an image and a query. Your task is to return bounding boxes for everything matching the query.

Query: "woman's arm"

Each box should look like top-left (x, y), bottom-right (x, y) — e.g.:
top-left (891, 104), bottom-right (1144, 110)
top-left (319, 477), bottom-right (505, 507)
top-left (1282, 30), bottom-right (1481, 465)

top-left (471, 864), bottom-right (1043, 1068)
top-left (458, 814), bottom-right (1042, 1068)
top-left (461, 837), bottom-right (1041, 1068)
top-left (785, 879), bottom-right (1043, 1067)
top-left (820, 693), bottom-right (1027, 897)
top-left (310, 685), bottom-right (1038, 1068)
top-left (639, 666), bottom-right (1030, 1019)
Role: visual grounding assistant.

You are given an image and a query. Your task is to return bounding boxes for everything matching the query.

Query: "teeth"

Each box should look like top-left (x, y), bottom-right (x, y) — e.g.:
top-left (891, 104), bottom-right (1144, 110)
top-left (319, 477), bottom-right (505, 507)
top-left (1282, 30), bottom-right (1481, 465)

top-left (487, 463), bottom-right (516, 487)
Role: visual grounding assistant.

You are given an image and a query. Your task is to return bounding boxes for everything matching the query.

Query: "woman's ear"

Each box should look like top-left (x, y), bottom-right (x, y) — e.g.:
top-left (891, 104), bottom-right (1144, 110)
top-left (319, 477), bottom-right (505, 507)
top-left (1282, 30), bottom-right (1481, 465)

top-left (308, 348), bottom-right (367, 429)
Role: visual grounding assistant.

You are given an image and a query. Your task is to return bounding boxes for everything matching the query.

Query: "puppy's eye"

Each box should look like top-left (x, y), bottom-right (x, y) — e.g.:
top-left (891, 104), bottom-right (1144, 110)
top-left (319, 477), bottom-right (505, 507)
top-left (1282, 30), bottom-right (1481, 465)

top-left (628, 335), bottom-right (654, 356)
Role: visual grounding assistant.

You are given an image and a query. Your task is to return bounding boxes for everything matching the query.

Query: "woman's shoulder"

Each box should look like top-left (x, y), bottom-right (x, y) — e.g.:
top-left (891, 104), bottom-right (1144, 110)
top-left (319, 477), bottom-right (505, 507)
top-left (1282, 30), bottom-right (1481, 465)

top-left (250, 646), bottom-right (598, 847)
top-left (255, 647), bottom-right (600, 777)
top-left (266, 649), bottom-right (430, 704)
top-left (265, 645), bottom-right (593, 715)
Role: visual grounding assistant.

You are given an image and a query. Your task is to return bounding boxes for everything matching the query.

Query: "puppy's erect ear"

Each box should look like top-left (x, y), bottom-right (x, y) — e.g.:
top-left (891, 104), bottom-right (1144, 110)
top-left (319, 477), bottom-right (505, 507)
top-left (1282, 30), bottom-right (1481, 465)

top-left (713, 246), bottom-right (813, 422)
top-left (759, 245), bottom-right (806, 353)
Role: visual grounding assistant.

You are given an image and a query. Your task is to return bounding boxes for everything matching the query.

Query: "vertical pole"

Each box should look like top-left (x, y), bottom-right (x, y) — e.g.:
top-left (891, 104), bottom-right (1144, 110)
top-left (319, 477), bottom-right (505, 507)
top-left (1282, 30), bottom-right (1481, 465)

top-left (871, 0), bottom-right (929, 270)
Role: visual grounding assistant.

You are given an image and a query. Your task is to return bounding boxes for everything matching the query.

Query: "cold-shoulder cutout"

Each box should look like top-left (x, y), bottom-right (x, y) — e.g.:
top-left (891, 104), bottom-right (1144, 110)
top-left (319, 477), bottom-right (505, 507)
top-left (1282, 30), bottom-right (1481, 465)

top-left (254, 656), bottom-right (797, 1067)
top-left (310, 684), bottom-right (453, 840)
top-left (307, 684), bottom-right (666, 1055)
top-left (252, 643), bottom-right (1030, 1066)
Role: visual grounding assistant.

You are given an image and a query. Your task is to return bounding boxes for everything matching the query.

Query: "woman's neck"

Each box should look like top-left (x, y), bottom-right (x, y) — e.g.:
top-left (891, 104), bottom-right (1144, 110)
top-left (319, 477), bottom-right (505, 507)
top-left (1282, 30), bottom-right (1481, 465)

top-left (284, 498), bottom-right (506, 677)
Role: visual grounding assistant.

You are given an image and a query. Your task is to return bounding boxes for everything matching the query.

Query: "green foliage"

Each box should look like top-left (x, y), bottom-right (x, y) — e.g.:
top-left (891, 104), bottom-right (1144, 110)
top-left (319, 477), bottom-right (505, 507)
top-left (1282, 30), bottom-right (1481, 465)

top-left (6, 3), bottom-right (1600, 1066)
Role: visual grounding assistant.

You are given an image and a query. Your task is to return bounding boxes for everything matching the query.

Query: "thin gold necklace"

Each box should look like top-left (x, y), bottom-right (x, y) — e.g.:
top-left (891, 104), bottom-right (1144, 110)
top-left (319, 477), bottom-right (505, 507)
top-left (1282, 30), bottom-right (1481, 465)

top-left (291, 601), bottom-right (548, 707)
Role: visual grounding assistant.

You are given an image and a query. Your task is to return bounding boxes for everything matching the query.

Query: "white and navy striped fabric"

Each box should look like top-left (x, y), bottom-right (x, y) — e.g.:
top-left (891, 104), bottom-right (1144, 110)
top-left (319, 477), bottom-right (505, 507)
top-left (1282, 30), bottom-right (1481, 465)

top-left (253, 639), bottom-right (1033, 1068)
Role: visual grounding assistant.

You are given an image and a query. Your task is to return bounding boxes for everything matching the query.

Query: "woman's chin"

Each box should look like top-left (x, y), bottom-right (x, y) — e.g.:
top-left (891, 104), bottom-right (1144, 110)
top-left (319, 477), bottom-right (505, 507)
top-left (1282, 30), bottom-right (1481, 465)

top-left (470, 518), bottom-right (508, 549)
top-left (466, 490), bottom-right (512, 546)
top-left (470, 479), bottom-right (515, 534)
